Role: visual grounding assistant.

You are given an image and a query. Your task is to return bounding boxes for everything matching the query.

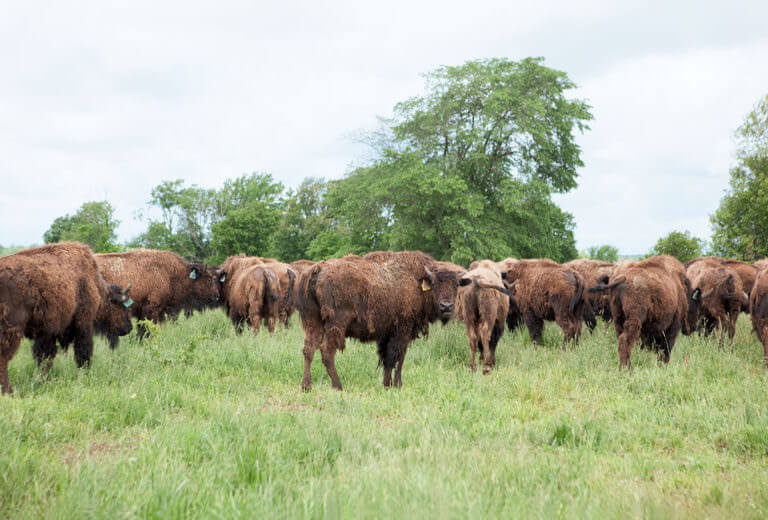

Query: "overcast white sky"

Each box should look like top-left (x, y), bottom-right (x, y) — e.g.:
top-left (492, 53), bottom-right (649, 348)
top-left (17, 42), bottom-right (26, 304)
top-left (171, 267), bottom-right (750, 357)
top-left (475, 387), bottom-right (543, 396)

top-left (1, 1), bottom-right (767, 253)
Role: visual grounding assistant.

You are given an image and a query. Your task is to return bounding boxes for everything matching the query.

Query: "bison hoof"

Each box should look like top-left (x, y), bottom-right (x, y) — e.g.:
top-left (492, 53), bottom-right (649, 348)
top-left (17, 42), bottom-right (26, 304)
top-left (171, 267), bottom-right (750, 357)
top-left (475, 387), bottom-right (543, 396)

top-left (482, 366), bottom-right (491, 375)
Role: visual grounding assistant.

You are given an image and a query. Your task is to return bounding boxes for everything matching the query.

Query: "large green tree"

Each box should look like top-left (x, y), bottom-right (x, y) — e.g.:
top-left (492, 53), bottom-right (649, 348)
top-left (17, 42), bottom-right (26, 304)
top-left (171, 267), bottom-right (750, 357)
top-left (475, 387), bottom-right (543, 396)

top-left (43, 200), bottom-right (121, 253)
top-left (317, 57), bottom-right (590, 264)
top-left (586, 244), bottom-right (619, 263)
top-left (711, 94), bottom-right (768, 260)
top-left (268, 178), bottom-right (331, 262)
top-left (649, 231), bottom-right (705, 263)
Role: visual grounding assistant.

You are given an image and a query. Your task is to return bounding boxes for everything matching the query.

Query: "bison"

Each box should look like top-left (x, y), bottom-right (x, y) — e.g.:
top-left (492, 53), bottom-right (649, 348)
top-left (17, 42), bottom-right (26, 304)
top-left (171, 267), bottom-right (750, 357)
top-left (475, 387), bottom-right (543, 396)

top-left (456, 264), bottom-right (510, 373)
top-left (297, 251), bottom-right (459, 391)
top-left (588, 255), bottom-right (699, 368)
top-left (749, 267), bottom-right (768, 367)
top-left (685, 256), bottom-right (757, 313)
top-left (258, 258), bottom-right (297, 327)
top-left (0, 242), bottom-right (133, 394)
top-left (95, 249), bottom-right (222, 347)
top-left (224, 263), bottom-right (280, 335)
top-left (501, 259), bottom-right (587, 350)
top-left (686, 262), bottom-right (748, 346)
top-left (562, 258), bottom-right (615, 326)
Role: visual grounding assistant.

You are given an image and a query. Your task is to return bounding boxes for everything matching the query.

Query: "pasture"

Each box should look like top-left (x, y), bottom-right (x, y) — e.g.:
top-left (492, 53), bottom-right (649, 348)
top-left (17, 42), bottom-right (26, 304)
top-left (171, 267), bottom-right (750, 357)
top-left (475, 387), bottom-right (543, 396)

top-left (1, 311), bottom-right (767, 519)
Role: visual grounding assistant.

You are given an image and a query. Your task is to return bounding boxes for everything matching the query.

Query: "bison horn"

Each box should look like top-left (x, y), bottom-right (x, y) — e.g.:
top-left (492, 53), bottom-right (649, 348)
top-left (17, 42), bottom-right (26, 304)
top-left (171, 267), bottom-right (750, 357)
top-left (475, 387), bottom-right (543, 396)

top-left (123, 283), bottom-right (132, 294)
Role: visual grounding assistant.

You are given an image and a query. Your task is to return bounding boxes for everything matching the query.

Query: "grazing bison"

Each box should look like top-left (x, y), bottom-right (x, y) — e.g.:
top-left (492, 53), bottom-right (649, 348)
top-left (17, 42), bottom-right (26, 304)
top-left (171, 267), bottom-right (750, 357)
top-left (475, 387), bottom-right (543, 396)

top-left (0, 242), bottom-right (133, 394)
top-left (96, 249), bottom-right (222, 347)
top-left (686, 263), bottom-right (748, 345)
top-left (589, 255), bottom-right (699, 368)
top-left (456, 264), bottom-right (510, 373)
top-left (562, 258), bottom-right (615, 326)
top-left (685, 257), bottom-right (757, 313)
top-left (297, 251), bottom-right (459, 391)
top-left (749, 268), bottom-right (768, 367)
top-left (501, 259), bottom-right (587, 349)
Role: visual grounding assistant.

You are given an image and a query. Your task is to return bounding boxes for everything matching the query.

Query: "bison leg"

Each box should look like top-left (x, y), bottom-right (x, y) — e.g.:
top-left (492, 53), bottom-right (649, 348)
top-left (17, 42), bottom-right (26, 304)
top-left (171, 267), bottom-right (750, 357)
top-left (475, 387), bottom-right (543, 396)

top-left (321, 327), bottom-right (344, 390)
top-left (107, 333), bottom-right (120, 350)
top-left (393, 341), bottom-right (409, 388)
top-left (32, 336), bottom-right (57, 378)
top-left (466, 327), bottom-right (479, 371)
top-left (478, 322), bottom-right (494, 374)
top-left (300, 319), bottom-right (324, 391)
top-left (524, 312), bottom-right (544, 346)
top-left (379, 336), bottom-right (400, 387)
top-left (618, 319), bottom-right (641, 369)
top-left (72, 329), bottom-right (94, 368)
top-left (0, 328), bottom-right (23, 395)
top-left (489, 322), bottom-right (504, 369)
top-left (761, 325), bottom-right (768, 368)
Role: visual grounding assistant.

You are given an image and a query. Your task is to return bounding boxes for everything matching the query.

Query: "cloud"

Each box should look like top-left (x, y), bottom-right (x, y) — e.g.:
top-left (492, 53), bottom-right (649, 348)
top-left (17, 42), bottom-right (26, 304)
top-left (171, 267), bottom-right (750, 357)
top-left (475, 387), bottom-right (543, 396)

top-left (0, 1), bottom-right (766, 252)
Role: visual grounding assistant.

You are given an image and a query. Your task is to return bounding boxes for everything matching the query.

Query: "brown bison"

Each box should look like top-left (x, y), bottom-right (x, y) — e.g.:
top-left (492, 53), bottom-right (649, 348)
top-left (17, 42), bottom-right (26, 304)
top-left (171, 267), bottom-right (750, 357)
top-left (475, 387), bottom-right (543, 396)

top-left (754, 258), bottom-right (768, 271)
top-left (562, 258), bottom-right (615, 326)
top-left (0, 243), bottom-right (133, 394)
top-left (501, 259), bottom-right (587, 349)
top-left (297, 251), bottom-right (459, 391)
top-left (749, 267), bottom-right (768, 367)
top-left (589, 255), bottom-right (699, 368)
top-left (289, 259), bottom-right (316, 275)
top-left (96, 249), bottom-right (222, 346)
top-left (225, 264), bottom-right (280, 334)
top-left (259, 258), bottom-right (297, 327)
top-left (686, 262), bottom-right (748, 346)
top-left (456, 264), bottom-right (510, 373)
top-left (685, 257), bottom-right (757, 312)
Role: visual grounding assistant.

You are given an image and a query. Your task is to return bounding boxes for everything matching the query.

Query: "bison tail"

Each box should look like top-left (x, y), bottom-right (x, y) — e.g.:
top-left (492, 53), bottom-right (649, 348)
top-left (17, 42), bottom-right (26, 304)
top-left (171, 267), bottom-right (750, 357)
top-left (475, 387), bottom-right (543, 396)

top-left (568, 272), bottom-right (585, 315)
top-left (286, 268), bottom-right (296, 308)
top-left (587, 276), bottom-right (626, 294)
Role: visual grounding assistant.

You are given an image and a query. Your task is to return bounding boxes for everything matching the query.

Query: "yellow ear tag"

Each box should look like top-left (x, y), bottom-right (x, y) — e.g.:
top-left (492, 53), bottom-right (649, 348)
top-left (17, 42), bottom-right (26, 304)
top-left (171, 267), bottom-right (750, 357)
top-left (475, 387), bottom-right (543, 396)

top-left (421, 280), bottom-right (432, 292)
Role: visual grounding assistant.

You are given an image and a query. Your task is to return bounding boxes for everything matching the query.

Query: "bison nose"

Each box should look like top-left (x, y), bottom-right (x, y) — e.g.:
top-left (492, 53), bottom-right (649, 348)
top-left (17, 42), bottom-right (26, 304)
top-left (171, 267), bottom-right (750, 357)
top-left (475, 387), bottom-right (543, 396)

top-left (439, 302), bottom-right (454, 313)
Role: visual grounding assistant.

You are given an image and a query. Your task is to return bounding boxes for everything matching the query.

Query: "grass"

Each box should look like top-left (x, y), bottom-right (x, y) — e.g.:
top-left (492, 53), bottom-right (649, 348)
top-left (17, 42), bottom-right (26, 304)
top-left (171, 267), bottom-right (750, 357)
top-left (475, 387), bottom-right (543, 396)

top-left (2, 310), bottom-right (768, 519)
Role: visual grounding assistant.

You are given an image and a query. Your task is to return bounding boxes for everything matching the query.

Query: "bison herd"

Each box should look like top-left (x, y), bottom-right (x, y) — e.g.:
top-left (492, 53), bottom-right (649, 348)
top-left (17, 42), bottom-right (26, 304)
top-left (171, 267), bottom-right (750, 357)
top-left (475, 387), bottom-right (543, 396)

top-left (2, 242), bottom-right (768, 395)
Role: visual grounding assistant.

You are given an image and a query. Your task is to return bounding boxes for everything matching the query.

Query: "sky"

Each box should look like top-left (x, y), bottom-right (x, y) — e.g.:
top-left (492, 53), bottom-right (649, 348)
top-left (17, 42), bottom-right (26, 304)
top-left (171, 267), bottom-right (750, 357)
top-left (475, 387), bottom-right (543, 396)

top-left (1, 1), bottom-right (767, 254)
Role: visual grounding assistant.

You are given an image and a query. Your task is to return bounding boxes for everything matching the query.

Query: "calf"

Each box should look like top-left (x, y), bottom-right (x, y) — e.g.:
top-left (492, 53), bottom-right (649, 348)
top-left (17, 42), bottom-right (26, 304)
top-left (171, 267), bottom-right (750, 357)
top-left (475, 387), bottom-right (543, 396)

top-left (456, 265), bottom-right (510, 373)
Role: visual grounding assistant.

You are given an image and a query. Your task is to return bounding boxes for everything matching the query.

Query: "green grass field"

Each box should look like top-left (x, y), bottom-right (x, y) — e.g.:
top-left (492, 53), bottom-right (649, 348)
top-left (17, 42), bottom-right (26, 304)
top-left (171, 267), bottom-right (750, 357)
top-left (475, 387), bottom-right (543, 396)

top-left (2, 311), bottom-right (767, 519)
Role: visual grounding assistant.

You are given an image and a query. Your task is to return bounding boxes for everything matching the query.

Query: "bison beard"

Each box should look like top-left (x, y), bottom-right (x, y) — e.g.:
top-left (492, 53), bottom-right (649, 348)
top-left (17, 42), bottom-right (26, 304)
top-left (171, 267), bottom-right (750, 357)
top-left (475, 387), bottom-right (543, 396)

top-left (296, 253), bottom-right (457, 391)
top-left (0, 242), bottom-right (133, 394)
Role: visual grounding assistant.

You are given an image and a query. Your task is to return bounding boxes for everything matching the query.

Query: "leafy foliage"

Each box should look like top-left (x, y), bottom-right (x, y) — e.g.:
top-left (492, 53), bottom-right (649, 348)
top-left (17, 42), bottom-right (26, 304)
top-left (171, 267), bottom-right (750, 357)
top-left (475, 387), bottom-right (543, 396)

top-left (711, 94), bottom-right (768, 260)
top-left (316, 58), bottom-right (590, 263)
top-left (43, 200), bottom-right (120, 252)
top-left (649, 231), bottom-right (705, 263)
top-left (586, 245), bottom-right (619, 263)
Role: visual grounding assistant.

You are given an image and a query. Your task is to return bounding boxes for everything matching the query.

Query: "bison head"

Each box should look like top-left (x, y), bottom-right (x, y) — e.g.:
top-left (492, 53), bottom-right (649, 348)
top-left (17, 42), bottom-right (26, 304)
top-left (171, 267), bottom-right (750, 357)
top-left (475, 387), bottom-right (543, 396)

top-left (97, 284), bottom-right (134, 337)
top-left (187, 264), bottom-right (223, 308)
top-left (422, 268), bottom-right (459, 324)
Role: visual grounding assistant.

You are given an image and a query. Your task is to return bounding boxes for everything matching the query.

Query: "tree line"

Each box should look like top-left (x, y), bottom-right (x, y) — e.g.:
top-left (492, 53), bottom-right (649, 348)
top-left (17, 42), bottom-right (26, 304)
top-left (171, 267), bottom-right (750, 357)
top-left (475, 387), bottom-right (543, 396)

top-left (32, 58), bottom-right (768, 266)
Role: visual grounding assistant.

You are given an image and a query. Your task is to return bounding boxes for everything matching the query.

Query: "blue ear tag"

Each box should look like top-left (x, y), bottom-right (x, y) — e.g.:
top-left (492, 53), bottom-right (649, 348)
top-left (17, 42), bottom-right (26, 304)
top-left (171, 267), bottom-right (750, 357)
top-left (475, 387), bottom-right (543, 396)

top-left (123, 298), bottom-right (134, 308)
top-left (190, 270), bottom-right (197, 280)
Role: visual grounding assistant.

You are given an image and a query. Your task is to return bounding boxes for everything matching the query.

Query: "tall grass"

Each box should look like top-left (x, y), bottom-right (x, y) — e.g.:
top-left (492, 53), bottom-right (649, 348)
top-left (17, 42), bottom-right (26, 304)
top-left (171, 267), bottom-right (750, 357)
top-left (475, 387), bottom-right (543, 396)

top-left (1, 310), bottom-right (767, 519)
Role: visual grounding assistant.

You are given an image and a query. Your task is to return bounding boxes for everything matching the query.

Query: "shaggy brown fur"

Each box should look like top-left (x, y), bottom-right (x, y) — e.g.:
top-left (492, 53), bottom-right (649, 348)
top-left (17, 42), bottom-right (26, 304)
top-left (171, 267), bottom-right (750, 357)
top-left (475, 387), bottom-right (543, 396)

top-left (501, 259), bottom-right (586, 349)
top-left (297, 251), bottom-right (459, 391)
top-left (469, 258), bottom-right (523, 332)
top-left (259, 259), bottom-right (297, 327)
top-left (96, 249), bottom-right (221, 346)
top-left (456, 266), bottom-right (510, 373)
top-left (563, 259), bottom-right (615, 326)
top-left (685, 257), bottom-right (757, 312)
top-left (686, 263), bottom-right (748, 346)
top-left (289, 260), bottom-right (316, 275)
top-left (589, 255), bottom-right (697, 368)
top-left (226, 264), bottom-right (280, 334)
top-left (0, 242), bottom-right (133, 394)
top-left (749, 268), bottom-right (768, 367)
top-left (754, 258), bottom-right (768, 271)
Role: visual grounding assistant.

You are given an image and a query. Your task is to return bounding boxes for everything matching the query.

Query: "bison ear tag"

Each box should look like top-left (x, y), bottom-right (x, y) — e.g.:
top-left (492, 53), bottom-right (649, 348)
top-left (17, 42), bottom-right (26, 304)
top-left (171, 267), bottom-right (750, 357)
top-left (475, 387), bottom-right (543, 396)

top-left (190, 270), bottom-right (198, 280)
top-left (421, 279), bottom-right (432, 292)
top-left (123, 298), bottom-right (134, 308)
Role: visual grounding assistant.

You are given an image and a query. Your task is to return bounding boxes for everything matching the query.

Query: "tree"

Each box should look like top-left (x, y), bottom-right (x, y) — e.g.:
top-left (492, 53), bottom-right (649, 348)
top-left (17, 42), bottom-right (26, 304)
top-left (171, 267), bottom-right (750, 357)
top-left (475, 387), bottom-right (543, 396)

top-left (711, 94), bottom-right (768, 260)
top-left (43, 201), bottom-right (120, 253)
top-left (268, 178), bottom-right (332, 262)
top-left (321, 58), bottom-right (590, 264)
top-left (649, 231), bottom-right (704, 263)
top-left (586, 245), bottom-right (619, 263)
